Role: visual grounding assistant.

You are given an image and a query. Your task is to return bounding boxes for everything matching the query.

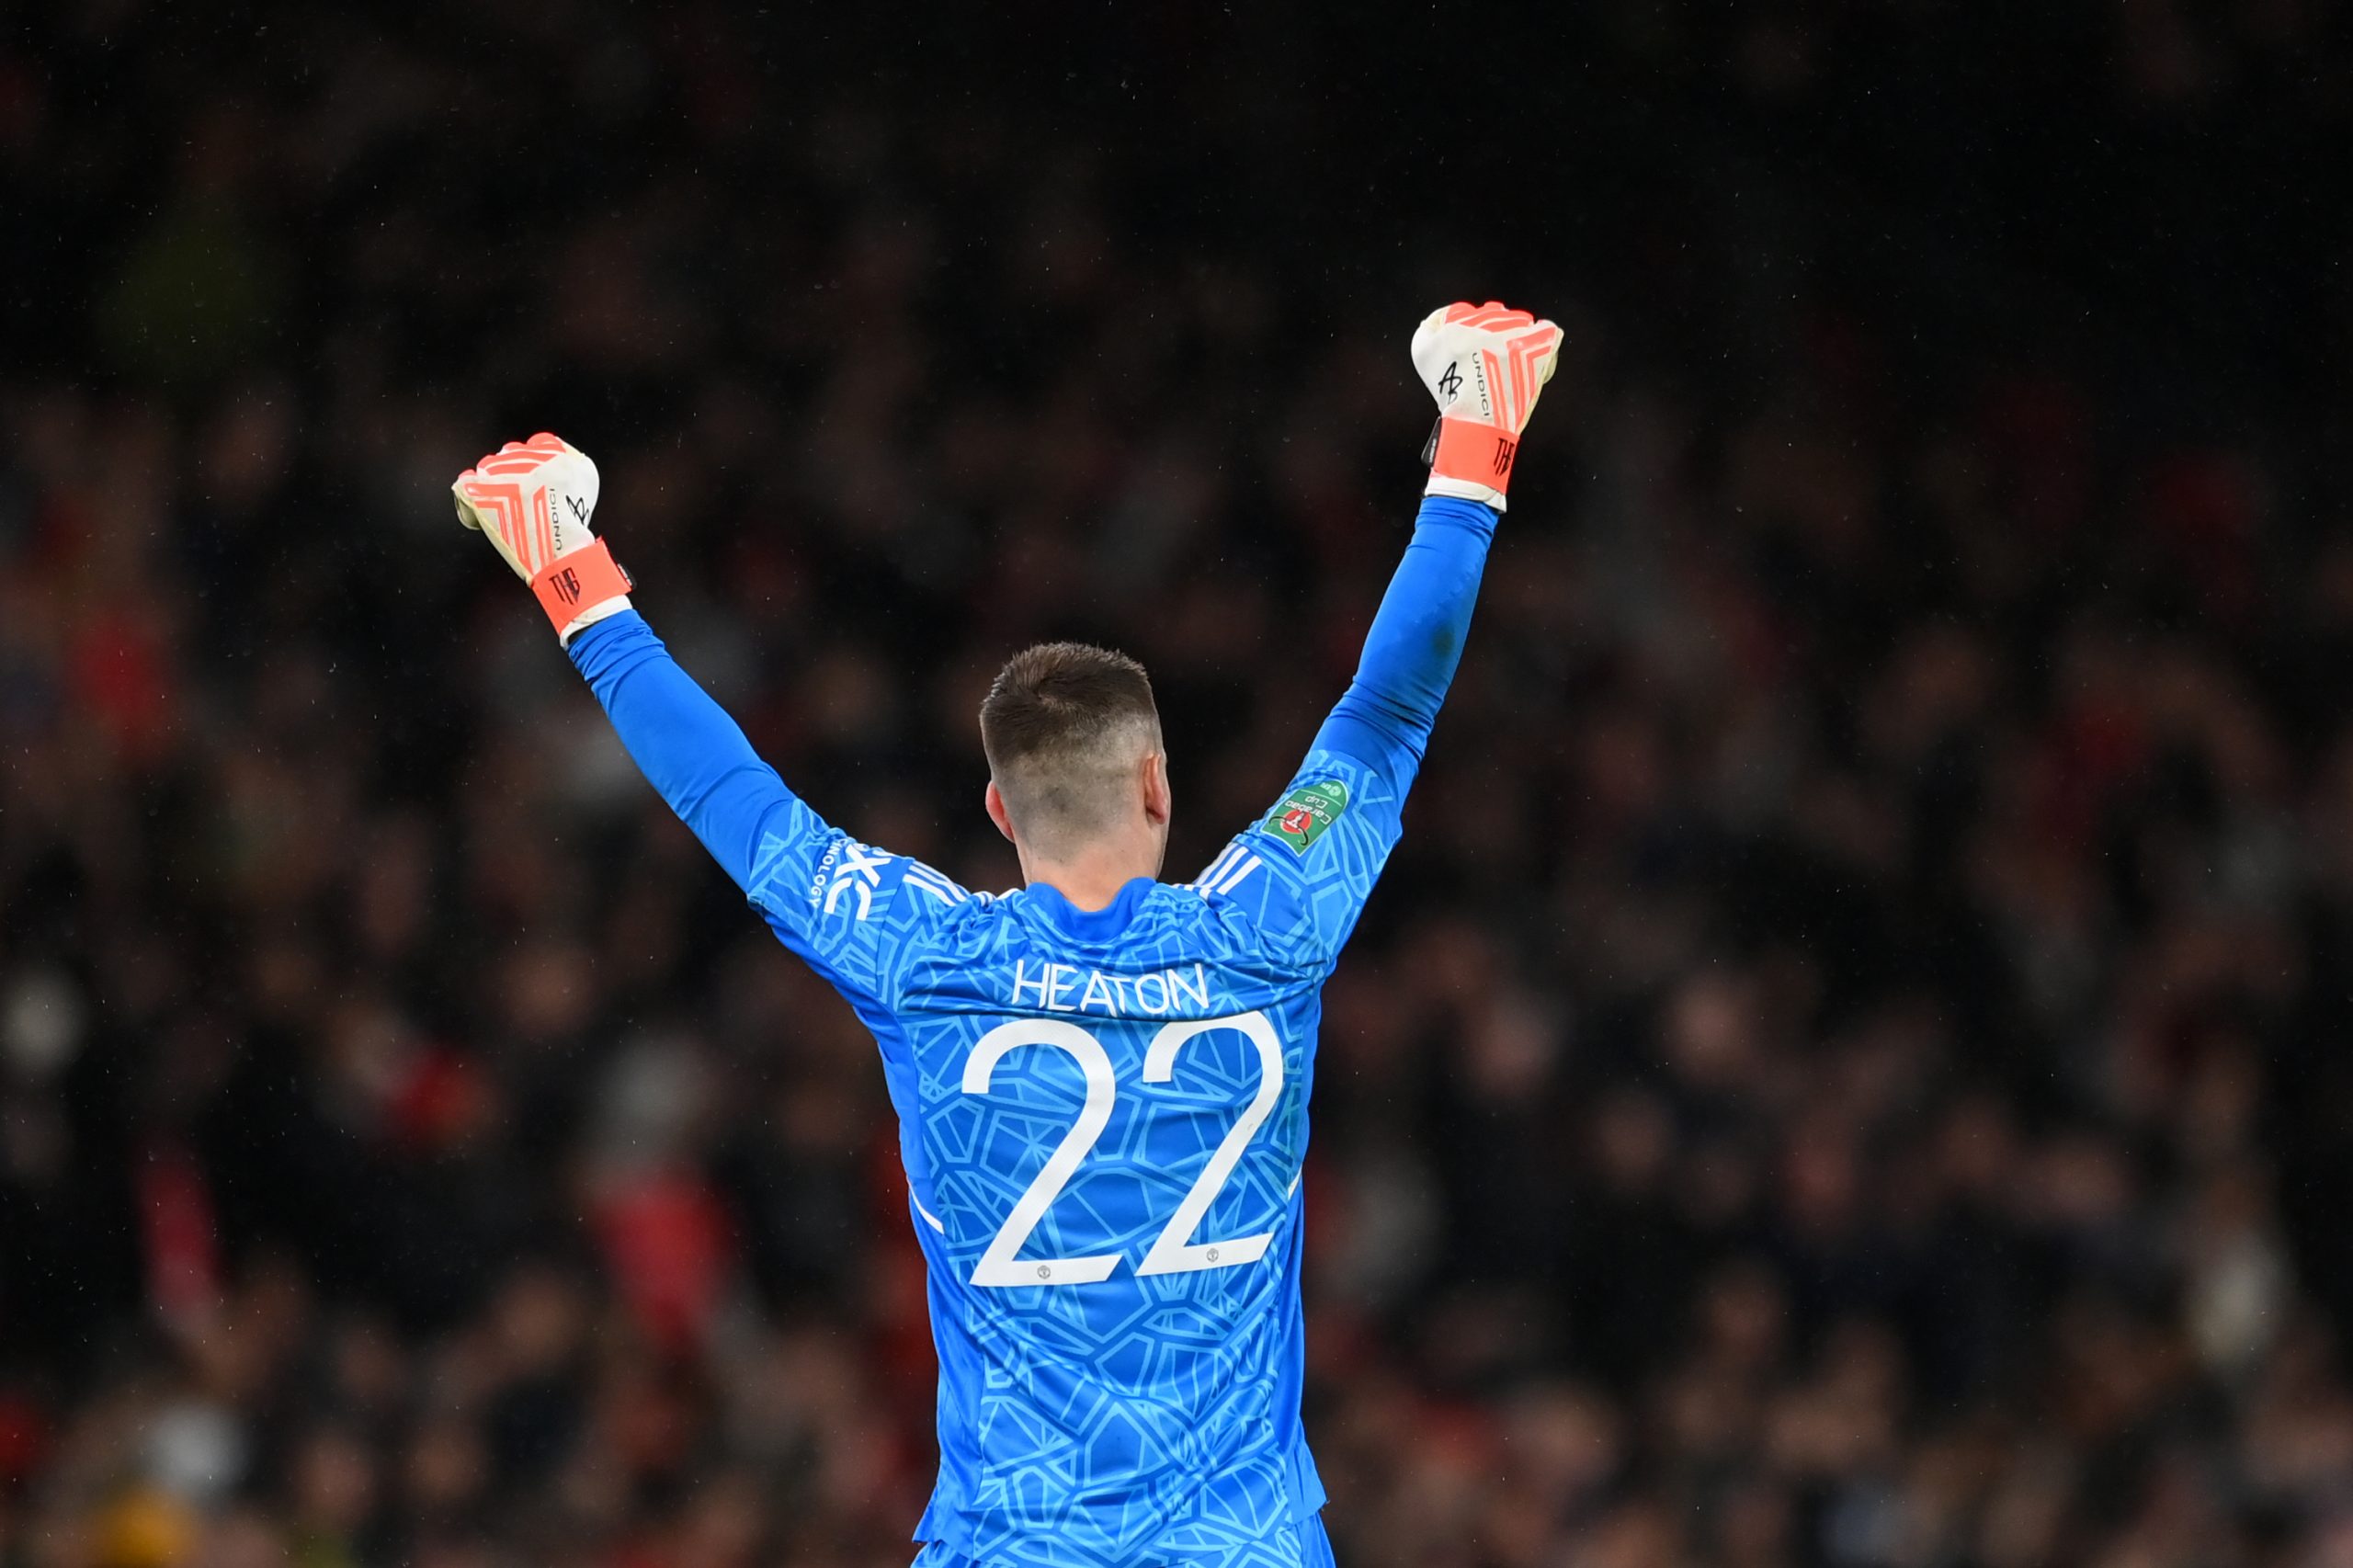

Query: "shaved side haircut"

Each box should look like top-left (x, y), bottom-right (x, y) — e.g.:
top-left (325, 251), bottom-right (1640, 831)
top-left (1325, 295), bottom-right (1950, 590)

top-left (980, 642), bottom-right (1163, 856)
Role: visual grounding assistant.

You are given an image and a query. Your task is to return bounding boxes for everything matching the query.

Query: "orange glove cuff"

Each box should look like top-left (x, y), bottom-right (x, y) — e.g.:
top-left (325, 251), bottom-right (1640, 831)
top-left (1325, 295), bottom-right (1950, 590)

top-left (1428, 417), bottom-right (1521, 495)
top-left (532, 539), bottom-right (631, 633)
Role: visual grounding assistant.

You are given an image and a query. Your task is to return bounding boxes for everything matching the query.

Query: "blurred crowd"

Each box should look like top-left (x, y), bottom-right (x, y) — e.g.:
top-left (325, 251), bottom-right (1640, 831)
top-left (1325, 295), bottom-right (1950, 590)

top-left (8, 3), bottom-right (2353, 1566)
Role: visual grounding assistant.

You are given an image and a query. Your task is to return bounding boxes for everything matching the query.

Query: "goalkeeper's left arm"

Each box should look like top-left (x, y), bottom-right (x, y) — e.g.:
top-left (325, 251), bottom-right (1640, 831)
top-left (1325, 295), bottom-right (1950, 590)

top-left (455, 437), bottom-right (915, 1005)
top-left (451, 437), bottom-right (840, 920)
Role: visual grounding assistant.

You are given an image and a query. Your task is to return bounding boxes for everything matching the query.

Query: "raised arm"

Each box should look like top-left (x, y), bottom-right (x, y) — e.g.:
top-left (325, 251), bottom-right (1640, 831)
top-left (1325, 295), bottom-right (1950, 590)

top-left (453, 435), bottom-right (936, 1007)
top-left (566, 610), bottom-right (795, 893)
top-left (1189, 302), bottom-right (1562, 962)
top-left (1310, 493), bottom-right (1499, 799)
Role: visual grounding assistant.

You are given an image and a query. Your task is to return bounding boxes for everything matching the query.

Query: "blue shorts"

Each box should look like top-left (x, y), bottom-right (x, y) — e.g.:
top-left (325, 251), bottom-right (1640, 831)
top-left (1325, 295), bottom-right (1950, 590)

top-left (915, 1515), bottom-right (1336, 1567)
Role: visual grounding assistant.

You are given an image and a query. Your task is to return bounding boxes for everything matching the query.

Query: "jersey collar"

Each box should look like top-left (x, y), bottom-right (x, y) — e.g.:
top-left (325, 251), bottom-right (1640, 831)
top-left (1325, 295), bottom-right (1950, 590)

top-left (1023, 876), bottom-right (1159, 942)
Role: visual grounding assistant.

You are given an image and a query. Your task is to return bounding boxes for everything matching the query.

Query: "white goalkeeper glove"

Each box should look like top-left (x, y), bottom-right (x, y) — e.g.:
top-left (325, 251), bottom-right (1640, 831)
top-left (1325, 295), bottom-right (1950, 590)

top-left (1411, 301), bottom-right (1563, 510)
top-left (452, 433), bottom-right (632, 644)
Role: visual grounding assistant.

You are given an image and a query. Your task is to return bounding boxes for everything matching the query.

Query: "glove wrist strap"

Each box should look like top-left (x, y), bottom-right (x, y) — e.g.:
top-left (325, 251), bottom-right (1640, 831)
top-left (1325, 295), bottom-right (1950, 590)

top-left (533, 538), bottom-right (632, 635)
top-left (1427, 416), bottom-right (1521, 497)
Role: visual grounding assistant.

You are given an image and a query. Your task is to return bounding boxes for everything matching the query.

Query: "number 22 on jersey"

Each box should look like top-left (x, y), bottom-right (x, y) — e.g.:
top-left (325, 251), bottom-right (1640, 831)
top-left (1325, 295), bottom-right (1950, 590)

top-left (959, 1011), bottom-right (1287, 1288)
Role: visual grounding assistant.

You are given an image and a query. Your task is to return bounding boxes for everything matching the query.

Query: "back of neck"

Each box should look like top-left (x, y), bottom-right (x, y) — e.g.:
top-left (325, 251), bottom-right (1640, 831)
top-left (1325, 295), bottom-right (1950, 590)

top-left (1022, 847), bottom-right (1157, 913)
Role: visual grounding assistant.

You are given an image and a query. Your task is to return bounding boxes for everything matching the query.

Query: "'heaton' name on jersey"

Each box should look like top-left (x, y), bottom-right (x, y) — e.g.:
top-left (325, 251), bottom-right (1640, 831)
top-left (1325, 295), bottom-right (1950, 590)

top-left (1008, 958), bottom-right (1217, 1017)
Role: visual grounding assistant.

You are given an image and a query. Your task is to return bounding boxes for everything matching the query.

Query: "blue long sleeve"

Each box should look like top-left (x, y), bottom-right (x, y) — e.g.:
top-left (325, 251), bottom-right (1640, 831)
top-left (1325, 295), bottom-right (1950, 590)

top-left (568, 609), bottom-right (796, 893)
top-left (1311, 494), bottom-right (1499, 790)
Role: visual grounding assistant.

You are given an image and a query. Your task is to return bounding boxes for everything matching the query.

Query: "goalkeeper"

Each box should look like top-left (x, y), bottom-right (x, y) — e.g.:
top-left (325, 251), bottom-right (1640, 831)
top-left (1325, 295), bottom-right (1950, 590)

top-left (455, 302), bottom-right (1563, 1568)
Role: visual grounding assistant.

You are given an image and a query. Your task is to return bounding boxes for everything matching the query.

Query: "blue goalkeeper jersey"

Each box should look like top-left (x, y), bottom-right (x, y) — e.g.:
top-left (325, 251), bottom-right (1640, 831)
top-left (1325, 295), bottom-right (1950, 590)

top-left (570, 495), bottom-right (1498, 1568)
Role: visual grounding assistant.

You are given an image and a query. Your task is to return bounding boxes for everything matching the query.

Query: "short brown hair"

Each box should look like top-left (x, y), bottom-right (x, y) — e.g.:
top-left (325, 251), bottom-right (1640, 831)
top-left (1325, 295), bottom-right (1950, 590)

top-left (980, 642), bottom-right (1162, 852)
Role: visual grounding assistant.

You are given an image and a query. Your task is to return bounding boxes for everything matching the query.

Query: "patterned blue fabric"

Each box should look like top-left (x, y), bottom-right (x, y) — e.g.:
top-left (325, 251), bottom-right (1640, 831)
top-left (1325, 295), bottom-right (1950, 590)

top-left (913, 1515), bottom-right (1338, 1568)
top-left (568, 496), bottom-right (1495, 1566)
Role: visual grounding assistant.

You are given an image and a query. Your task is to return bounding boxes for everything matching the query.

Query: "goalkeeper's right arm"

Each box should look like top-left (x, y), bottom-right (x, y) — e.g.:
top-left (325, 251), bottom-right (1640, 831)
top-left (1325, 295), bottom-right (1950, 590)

top-left (1313, 301), bottom-right (1563, 791)
top-left (1185, 301), bottom-right (1562, 965)
top-left (1311, 494), bottom-right (1501, 796)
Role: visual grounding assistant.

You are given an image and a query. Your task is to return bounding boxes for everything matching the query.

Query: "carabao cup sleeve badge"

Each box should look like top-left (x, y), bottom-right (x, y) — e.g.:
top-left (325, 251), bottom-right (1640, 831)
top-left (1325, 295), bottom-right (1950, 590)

top-left (1263, 780), bottom-right (1348, 852)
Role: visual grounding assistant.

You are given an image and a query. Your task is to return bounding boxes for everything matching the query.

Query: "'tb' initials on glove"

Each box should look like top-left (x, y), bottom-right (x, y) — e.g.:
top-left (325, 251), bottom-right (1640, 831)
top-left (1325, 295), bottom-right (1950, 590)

top-left (1412, 302), bottom-right (1563, 511)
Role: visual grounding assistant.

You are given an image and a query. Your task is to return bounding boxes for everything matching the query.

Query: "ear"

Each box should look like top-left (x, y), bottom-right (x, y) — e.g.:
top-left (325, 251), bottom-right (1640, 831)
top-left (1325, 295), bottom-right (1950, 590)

top-left (984, 778), bottom-right (1017, 844)
top-left (1142, 750), bottom-right (1173, 827)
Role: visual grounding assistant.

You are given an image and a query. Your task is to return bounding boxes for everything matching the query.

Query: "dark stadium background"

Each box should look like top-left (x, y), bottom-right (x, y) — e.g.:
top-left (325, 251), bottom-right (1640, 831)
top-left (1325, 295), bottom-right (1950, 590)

top-left (7, 4), bottom-right (2353, 1565)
